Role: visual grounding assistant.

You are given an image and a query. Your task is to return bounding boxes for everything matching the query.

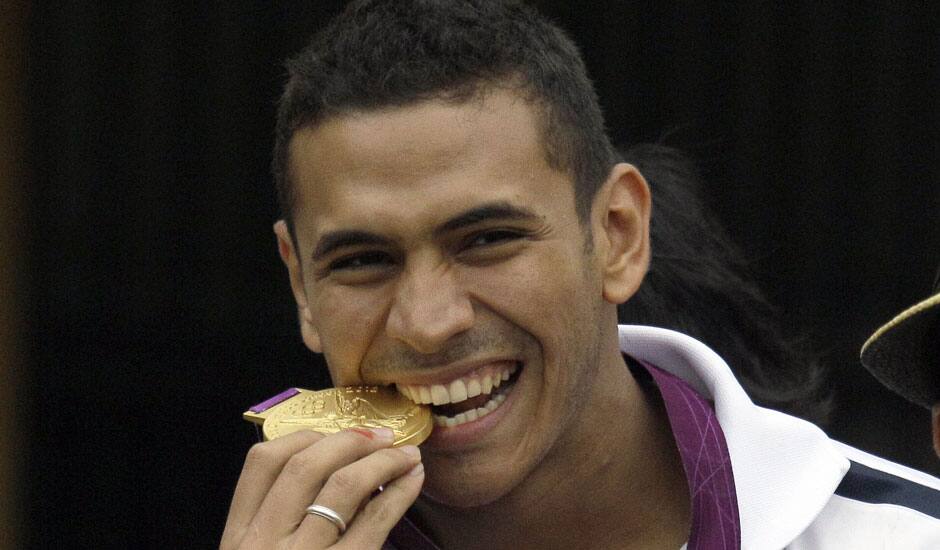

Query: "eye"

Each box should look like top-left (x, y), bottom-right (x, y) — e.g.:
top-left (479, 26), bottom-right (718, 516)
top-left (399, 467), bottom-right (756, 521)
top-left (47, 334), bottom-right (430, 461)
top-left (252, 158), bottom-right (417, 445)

top-left (464, 229), bottom-right (524, 249)
top-left (327, 251), bottom-right (394, 271)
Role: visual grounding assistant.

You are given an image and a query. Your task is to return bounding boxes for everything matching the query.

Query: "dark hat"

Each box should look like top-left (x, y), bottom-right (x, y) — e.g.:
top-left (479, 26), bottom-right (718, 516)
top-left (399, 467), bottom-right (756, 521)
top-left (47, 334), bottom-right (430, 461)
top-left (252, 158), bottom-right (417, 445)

top-left (860, 269), bottom-right (940, 409)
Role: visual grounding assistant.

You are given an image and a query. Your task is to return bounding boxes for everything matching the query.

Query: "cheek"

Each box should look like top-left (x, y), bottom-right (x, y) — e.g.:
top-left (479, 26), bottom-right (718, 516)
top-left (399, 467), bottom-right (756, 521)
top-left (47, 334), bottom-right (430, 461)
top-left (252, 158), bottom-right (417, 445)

top-left (310, 287), bottom-right (390, 379)
top-left (463, 261), bottom-right (545, 324)
top-left (464, 247), bottom-right (596, 337)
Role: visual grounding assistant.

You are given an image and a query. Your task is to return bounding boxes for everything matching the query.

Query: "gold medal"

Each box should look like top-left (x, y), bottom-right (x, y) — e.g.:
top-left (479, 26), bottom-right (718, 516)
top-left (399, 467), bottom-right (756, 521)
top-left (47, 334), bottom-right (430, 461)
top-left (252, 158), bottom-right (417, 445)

top-left (243, 386), bottom-right (432, 447)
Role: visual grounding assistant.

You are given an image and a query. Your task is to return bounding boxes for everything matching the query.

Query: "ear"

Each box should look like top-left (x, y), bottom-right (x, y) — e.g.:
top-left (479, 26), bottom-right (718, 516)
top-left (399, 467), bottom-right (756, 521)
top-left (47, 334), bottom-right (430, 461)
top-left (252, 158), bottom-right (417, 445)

top-left (274, 220), bottom-right (322, 353)
top-left (591, 163), bottom-right (651, 304)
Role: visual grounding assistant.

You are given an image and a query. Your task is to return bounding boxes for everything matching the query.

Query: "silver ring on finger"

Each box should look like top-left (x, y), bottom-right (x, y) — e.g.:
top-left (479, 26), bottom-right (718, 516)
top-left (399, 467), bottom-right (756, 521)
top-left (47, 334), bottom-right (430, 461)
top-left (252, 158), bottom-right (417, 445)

top-left (305, 503), bottom-right (347, 534)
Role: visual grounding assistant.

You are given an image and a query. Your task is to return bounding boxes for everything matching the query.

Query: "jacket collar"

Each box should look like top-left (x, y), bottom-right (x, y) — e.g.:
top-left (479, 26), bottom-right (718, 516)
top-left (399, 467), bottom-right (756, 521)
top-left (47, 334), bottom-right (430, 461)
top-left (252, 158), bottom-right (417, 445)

top-left (618, 325), bottom-right (849, 549)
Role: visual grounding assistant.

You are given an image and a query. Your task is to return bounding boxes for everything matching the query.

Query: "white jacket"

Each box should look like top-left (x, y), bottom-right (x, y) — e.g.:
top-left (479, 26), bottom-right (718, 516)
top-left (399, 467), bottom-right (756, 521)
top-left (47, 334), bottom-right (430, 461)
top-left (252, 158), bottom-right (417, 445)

top-left (619, 325), bottom-right (940, 549)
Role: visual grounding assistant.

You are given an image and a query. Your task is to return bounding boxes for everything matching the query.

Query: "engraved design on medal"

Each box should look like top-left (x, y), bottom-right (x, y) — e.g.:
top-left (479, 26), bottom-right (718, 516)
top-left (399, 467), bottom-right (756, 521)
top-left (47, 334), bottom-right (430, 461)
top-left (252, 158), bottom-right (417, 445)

top-left (277, 391), bottom-right (412, 437)
top-left (247, 386), bottom-right (433, 446)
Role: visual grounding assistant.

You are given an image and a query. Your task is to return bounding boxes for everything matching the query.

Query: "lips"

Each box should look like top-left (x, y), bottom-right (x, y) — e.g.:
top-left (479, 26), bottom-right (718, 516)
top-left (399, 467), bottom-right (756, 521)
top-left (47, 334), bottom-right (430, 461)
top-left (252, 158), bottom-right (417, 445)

top-left (396, 362), bottom-right (519, 427)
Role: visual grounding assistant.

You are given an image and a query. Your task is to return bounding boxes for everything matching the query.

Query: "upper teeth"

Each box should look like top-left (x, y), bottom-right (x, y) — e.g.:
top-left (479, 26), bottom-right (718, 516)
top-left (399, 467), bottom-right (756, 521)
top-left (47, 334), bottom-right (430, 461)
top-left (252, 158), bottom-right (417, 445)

top-left (397, 363), bottom-right (517, 405)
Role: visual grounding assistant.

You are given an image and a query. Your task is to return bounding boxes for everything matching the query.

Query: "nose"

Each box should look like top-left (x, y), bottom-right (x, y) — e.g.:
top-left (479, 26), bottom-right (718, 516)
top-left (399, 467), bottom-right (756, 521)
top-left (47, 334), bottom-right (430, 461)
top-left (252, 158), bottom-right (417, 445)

top-left (386, 261), bottom-right (474, 354)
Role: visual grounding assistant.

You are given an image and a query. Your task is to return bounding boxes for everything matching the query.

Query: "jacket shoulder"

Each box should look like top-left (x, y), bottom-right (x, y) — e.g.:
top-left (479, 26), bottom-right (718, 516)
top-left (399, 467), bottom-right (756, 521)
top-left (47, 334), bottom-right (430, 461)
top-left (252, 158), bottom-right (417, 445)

top-left (789, 442), bottom-right (940, 549)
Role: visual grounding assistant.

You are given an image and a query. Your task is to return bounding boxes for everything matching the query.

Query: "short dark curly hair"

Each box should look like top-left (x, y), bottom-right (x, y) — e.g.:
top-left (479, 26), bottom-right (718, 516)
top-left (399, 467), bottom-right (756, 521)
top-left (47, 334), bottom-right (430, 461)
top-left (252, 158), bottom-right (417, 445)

top-left (273, 0), bottom-right (618, 228)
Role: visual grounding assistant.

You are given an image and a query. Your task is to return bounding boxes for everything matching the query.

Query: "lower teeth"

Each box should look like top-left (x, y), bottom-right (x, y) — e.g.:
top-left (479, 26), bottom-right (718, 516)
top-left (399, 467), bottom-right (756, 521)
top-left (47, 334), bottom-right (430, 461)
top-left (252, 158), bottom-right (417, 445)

top-left (433, 386), bottom-right (510, 427)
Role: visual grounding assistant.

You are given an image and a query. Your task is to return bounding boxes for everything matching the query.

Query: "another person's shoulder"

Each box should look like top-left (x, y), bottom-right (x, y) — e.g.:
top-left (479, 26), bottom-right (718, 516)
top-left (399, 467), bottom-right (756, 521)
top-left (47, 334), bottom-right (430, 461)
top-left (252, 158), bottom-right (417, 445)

top-left (790, 441), bottom-right (940, 549)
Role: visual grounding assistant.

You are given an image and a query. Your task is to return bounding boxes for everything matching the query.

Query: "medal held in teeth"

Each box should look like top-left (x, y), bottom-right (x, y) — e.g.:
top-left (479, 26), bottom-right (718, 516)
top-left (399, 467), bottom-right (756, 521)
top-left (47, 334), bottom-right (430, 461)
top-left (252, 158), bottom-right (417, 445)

top-left (243, 386), bottom-right (432, 447)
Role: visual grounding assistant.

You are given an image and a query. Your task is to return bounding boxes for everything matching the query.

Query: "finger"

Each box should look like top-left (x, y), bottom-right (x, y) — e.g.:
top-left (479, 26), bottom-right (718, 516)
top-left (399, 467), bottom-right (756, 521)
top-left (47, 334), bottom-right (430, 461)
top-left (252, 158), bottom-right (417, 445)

top-left (221, 430), bottom-right (324, 546)
top-left (297, 504), bottom-right (348, 548)
top-left (252, 427), bottom-right (396, 536)
top-left (335, 461), bottom-right (425, 550)
top-left (294, 445), bottom-right (422, 547)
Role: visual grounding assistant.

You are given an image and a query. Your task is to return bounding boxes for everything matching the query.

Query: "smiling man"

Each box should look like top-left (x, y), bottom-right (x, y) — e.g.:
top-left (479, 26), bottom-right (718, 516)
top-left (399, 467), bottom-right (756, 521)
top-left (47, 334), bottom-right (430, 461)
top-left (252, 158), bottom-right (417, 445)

top-left (221, 1), bottom-right (940, 549)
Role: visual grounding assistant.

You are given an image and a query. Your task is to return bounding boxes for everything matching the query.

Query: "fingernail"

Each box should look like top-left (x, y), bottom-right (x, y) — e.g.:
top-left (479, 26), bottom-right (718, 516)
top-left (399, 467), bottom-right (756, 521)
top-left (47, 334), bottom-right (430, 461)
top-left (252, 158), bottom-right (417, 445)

top-left (399, 445), bottom-right (421, 458)
top-left (408, 463), bottom-right (425, 477)
top-left (348, 428), bottom-right (375, 439)
top-left (370, 427), bottom-right (395, 442)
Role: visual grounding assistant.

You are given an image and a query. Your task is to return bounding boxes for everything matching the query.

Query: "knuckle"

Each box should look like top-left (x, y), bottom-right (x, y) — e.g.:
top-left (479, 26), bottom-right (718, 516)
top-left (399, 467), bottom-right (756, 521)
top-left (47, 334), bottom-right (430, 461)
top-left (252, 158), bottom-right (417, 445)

top-left (382, 447), bottom-right (418, 465)
top-left (283, 453), bottom-right (318, 478)
top-left (281, 429), bottom-right (324, 450)
top-left (243, 443), bottom-right (279, 471)
top-left (366, 497), bottom-right (396, 526)
top-left (241, 524), bottom-right (268, 550)
top-left (291, 429), bottom-right (325, 444)
top-left (326, 468), bottom-right (361, 494)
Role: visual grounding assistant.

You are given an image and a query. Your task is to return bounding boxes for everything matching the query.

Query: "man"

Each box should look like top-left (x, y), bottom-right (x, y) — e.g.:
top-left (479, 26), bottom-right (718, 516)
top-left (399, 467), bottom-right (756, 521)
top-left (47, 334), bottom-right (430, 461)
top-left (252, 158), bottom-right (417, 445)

top-left (222, 1), bottom-right (940, 548)
top-left (861, 267), bottom-right (940, 457)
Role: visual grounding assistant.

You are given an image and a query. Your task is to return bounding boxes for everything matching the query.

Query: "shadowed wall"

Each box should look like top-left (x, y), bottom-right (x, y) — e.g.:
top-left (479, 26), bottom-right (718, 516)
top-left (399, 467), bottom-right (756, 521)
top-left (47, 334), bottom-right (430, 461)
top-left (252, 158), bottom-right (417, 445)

top-left (1, 2), bottom-right (27, 548)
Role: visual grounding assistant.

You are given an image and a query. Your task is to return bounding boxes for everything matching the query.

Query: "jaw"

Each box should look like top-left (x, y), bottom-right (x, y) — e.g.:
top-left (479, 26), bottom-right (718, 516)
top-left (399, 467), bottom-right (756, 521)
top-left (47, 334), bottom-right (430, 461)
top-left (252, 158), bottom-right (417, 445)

top-left (414, 346), bottom-right (672, 550)
top-left (411, 360), bottom-right (545, 509)
top-left (411, 358), bottom-right (583, 510)
top-left (414, 332), bottom-right (627, 513)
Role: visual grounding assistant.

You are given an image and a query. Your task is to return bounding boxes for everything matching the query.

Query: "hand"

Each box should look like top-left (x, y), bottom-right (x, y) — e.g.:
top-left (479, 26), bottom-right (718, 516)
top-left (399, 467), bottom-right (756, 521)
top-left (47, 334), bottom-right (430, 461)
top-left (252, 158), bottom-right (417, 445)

top-left (220, 427), bottom-right (424, 549)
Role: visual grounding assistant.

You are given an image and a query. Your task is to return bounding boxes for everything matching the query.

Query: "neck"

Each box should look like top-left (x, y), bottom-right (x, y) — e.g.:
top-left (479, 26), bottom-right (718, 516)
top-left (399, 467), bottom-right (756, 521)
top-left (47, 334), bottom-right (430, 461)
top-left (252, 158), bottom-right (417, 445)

top-left (415, 347), bottom-right (690, 550)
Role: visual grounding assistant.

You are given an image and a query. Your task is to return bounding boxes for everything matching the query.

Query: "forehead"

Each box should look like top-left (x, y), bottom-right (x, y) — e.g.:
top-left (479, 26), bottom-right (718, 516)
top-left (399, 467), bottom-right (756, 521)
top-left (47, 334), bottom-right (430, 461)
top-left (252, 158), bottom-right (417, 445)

top-left (287, 89), bottom-right (572, 240)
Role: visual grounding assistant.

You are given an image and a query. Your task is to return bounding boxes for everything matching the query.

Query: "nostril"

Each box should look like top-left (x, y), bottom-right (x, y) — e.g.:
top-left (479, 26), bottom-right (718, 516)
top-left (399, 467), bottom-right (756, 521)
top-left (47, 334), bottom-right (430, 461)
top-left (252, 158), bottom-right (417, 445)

top-left (386, 289), bottom-right (474, 353)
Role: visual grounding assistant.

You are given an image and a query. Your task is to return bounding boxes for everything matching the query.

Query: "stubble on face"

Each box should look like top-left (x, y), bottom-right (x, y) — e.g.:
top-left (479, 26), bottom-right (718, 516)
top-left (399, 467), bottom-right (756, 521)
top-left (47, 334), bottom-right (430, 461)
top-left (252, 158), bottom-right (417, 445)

top-left (284, 88), bottom-right (627, 511)
top-left (361, 318), bottom-right (537, 383)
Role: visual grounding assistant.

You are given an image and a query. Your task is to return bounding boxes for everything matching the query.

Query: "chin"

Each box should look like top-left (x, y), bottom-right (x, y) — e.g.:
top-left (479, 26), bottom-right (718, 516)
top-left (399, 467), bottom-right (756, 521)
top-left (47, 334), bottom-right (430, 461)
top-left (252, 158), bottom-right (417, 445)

top-left (418, 459), bottom-right (524, 510)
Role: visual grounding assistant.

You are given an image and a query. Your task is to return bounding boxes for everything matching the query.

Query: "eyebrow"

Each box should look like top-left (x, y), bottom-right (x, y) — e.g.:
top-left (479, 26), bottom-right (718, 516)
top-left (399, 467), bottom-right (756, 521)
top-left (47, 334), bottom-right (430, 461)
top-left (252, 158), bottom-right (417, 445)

top-left (432, 201), bottom-right (541, 237)
top-left (311, 201), bottom-right (540, 261)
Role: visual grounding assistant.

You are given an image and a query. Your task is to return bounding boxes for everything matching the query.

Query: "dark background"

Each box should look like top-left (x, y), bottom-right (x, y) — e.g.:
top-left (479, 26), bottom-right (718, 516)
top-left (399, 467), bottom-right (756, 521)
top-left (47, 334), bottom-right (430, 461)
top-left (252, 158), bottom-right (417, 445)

top-left (18, 1), bottom-right (939, 548)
